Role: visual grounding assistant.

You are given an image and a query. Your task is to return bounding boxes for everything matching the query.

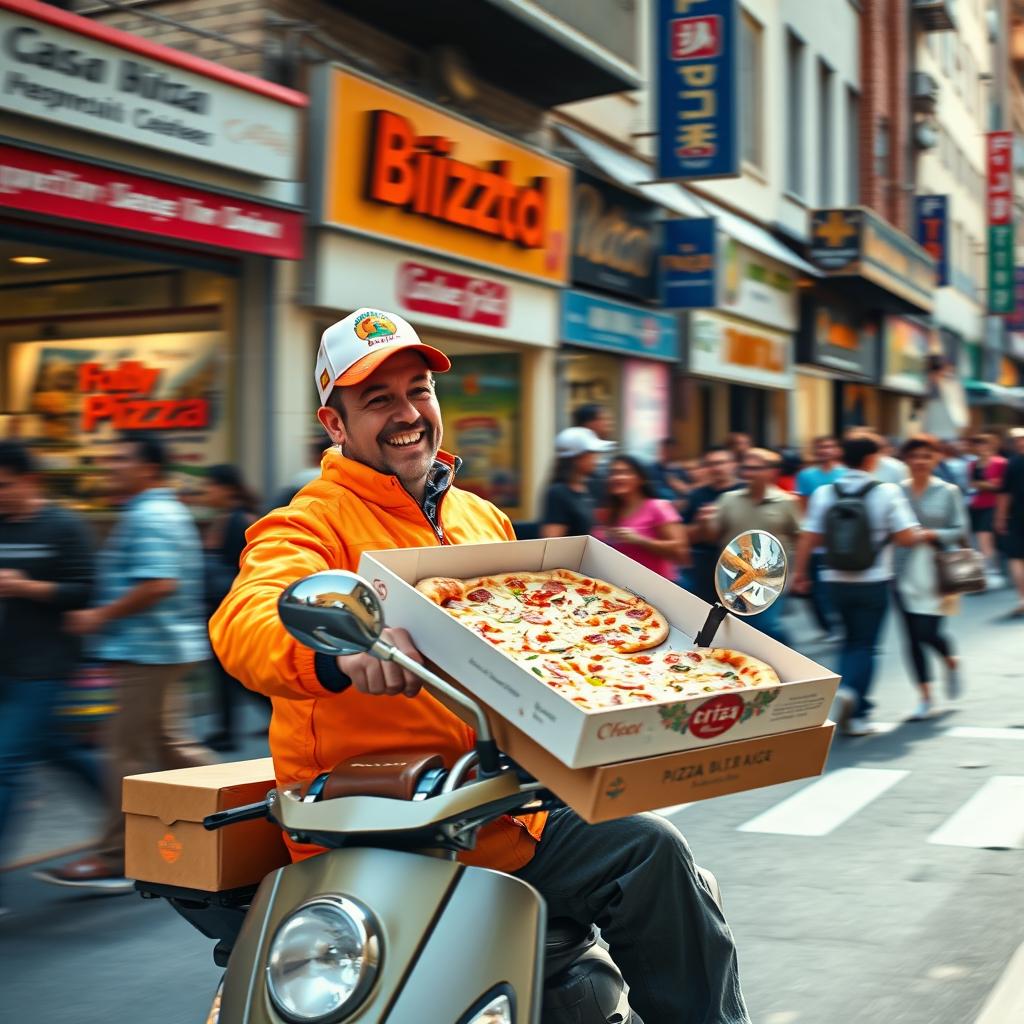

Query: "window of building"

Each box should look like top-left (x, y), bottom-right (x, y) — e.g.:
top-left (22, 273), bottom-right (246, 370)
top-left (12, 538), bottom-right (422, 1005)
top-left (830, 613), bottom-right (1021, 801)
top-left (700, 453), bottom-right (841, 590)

top-left (846, 86), bottom-right (859, 205)
top-left (785, 29), bottom-right (805, 196)
top-left (874, 117), bottom-right (890, 183)
top-left (740, 12), bottom-right (764, 170)
top-left (818, 59), bottom-right (834, 206)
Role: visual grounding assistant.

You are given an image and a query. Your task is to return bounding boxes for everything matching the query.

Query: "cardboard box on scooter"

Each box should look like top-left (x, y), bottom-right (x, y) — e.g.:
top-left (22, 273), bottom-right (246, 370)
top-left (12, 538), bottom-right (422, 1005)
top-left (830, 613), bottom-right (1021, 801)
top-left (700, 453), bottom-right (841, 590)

top-left (360, 537), bottom-right (841, 770)
top-left (123, 758), bottom-right (289, 891)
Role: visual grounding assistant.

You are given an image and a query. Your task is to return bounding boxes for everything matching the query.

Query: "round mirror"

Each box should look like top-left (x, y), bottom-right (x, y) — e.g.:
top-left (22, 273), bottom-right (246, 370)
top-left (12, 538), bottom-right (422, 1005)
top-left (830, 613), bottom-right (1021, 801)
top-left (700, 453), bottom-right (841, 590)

top-left (278, 570), bottom-right (385, 656)
top-left (714, 530), bottom-right (788, 616)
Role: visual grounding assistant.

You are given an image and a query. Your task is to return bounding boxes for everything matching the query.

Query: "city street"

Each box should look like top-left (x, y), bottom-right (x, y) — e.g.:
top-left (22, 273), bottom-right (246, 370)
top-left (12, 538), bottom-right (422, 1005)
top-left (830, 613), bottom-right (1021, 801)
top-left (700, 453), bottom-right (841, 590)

top-left (2, 588), bottom-right (1022, 1024)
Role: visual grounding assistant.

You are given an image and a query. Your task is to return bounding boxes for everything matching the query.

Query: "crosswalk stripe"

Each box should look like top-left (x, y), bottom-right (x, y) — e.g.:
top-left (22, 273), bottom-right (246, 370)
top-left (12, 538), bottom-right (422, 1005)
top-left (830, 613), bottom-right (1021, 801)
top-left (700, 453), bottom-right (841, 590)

top-left (928, 777), bottom-right (1024, 849)
top-left (736, 768), bottom-right (909, 836)
top-left (973, 941), bottom-right (1024, 1024)
top-left (944, 726), bottom-right (1024, 742)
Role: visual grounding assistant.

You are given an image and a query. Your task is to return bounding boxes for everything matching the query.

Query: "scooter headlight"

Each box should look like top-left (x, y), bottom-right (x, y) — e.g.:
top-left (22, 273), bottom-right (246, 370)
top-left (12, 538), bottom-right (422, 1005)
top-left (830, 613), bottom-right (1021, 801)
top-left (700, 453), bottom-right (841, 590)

top-left (266, 896), bottom-right (381, 1023)
top-left (464, 992), bottom-right (514, 1024)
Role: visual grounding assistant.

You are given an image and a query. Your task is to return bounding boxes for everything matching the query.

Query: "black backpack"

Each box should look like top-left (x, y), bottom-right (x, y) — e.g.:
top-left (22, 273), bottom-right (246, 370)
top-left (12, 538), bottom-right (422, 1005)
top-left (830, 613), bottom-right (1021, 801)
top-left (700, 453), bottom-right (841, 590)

top-left (823, 480), bottom-right (882, 571)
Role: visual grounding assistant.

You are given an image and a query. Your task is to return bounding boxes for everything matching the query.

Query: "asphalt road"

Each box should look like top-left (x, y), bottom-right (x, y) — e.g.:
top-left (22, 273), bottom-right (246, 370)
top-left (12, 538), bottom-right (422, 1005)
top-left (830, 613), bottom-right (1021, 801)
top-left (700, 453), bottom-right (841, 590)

top-left (2, 587), bottom-right (1022, 1024)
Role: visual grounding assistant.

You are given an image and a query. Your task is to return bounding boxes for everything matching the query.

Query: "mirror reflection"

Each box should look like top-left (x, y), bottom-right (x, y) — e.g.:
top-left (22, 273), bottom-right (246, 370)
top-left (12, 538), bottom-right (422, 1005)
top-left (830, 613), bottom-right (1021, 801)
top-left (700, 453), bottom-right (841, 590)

top-left (714, 530), bottom-right (788, 616)
top-left (278, 570), bottom-right (385, 656)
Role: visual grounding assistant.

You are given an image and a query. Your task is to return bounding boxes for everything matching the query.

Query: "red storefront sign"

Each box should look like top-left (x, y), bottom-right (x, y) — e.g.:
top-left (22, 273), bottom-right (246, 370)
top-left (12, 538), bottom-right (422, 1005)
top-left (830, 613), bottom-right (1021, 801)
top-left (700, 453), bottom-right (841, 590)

top-left (987, 131), bottom-right (1015, 314)
top-left (0, 144), bottom-right (302, 259)
top-left (987, 131), bottom-right (1013, 225)
top-left (396, 261), bottom-right (510, 327)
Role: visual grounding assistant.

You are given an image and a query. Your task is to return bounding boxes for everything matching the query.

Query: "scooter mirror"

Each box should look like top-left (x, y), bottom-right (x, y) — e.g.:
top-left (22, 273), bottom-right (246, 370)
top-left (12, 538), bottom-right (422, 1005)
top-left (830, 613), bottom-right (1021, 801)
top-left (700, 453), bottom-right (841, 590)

top-left (278, 570), bottom-right (385, 656)
top-left (714, 530), bottom-right (788, 616)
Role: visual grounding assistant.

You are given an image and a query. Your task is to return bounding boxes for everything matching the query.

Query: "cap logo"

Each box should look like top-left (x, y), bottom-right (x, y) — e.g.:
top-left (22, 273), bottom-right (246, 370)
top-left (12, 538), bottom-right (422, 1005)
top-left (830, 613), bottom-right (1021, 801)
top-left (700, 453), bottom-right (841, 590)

top-left (354, 312), bottom-right (397, 344)
top-left (319, 368), bottom-right (331, 390)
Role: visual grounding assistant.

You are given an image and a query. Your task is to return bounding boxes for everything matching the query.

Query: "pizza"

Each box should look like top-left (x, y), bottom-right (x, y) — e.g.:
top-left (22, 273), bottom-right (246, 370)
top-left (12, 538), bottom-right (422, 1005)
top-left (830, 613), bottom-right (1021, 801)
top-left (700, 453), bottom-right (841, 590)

top-left (414, 569), bottom-right (779, 711)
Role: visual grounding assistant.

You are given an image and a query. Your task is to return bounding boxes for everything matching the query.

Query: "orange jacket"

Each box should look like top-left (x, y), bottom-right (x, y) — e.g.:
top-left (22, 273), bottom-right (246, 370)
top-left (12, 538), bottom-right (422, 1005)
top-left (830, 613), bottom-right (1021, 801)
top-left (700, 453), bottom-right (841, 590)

top-left (209, 450), bottom-right (546, 872)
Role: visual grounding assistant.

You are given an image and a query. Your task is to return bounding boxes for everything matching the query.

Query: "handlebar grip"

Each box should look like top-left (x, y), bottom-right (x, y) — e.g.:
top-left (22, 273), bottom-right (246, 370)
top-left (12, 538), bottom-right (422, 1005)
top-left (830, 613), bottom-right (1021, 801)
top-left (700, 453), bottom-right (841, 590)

top-left (203, 800), bottom-right (270, 831)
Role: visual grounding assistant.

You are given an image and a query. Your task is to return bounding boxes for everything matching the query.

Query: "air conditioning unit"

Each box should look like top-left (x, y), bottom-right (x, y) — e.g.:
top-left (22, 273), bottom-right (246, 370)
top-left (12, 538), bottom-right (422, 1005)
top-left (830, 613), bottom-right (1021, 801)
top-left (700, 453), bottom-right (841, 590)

top-left (913, 0), bottom-right (956, 33)
top-left (911, 71), bottom-right (939, 112)
top-left (914, 120), bottom-right (939, 150)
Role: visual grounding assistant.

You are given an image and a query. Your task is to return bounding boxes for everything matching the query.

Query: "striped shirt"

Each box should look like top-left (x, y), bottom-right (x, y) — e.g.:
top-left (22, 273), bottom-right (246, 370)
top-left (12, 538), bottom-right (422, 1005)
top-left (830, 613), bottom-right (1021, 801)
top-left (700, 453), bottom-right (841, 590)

top-left (92, 488), bottom-right (210, 665)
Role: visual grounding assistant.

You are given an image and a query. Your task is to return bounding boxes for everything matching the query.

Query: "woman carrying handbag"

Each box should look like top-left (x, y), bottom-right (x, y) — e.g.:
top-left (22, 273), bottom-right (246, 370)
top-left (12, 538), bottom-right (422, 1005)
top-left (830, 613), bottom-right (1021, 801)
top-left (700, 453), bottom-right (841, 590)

top-left (895, 435), bottom-right (970, 721)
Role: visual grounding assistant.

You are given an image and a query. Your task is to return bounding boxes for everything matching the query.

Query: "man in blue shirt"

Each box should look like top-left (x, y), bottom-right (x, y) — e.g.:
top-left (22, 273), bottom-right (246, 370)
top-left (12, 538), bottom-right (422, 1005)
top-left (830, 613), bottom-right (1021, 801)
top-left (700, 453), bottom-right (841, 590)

top-left (38, 435), bottom-right (213, 891)
top-left (795, 436), bottom-right (846, 640)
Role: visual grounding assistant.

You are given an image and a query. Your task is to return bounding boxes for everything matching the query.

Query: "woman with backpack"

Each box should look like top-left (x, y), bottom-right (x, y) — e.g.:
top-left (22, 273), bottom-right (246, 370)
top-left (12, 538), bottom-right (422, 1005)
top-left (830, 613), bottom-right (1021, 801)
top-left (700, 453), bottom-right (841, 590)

top-left (894, 435), bottom-right (967, 721)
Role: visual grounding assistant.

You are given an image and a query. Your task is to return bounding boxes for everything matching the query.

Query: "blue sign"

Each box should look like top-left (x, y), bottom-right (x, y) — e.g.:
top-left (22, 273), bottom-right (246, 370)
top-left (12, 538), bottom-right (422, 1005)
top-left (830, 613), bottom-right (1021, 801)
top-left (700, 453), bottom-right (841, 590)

top-left (656, 0), bottom-right (739, 181)
top-left (561, 290), bottom-right (679, 361)
top-left (662, 218), bottom-right (716, 308)
top-left (915, 195), bottom-right (949, 287)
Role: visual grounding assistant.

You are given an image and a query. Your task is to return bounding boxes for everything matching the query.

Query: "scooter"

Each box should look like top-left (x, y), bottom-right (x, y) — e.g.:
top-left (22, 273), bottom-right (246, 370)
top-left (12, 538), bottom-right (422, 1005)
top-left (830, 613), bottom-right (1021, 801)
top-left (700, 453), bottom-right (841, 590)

top-left (140, 531), bottom-right (787, 1024)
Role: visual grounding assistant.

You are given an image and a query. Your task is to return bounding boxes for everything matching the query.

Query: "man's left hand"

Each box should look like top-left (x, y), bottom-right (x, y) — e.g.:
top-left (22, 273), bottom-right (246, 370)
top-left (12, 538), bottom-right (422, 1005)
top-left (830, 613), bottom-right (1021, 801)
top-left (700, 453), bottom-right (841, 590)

top-left (65, 607), bottom-right (109, 636)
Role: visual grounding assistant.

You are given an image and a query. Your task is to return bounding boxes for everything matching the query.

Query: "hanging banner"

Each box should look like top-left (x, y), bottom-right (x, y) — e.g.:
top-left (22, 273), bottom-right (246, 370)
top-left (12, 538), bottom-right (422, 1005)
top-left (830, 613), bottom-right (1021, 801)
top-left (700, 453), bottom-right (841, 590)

top-left (914, 195), bottom-right (949, 288)
top-left (662, 217), bottom-right (716, 307)
top-left (987, 131), bottom-right (1015, 315)
top-left (655, 0), bottom-right (739, 181)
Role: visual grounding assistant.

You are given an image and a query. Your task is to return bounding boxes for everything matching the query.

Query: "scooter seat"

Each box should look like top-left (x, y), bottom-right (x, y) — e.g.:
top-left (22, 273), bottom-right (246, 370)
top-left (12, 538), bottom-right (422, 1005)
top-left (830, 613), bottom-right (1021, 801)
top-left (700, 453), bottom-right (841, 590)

top-left (322, 751), bottom-right (445, 801)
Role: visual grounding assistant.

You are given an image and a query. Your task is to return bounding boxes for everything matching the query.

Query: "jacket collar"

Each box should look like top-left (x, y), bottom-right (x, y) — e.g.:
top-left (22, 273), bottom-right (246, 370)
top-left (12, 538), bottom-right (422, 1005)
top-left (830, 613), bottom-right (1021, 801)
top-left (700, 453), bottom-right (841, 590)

top-left (319, 448), bottom-right (461, 510)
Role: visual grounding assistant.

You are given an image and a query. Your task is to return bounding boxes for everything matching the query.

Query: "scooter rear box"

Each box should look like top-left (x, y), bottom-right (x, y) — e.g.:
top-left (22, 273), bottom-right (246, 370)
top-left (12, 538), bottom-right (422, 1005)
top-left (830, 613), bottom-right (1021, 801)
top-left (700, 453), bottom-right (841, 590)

top-left (123, 758), bottom-right (288, 892)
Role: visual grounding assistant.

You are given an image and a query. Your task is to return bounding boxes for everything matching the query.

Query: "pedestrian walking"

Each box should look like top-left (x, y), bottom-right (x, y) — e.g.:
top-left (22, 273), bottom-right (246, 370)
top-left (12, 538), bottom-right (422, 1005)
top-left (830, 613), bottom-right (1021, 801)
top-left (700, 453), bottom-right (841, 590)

top-left (201, 464), bottom-right (261, 752)
top-left (648, 437), bottom-right (692, 514)
top-left (712, 448), bottom-right (801, 645)
top-left (539, 427), bottom-right (614, 538)
top-left (682, 447), bottom-right (743, 603)
top-left (968, 431), bottom-right (1008, 587)
top-left (793, 433), bottom-right (920, 736)
top-left (0, 442), bottom-right (99, 913)
top-left (596, 454), bottom-right (689, 580)
top-left (795, 436), bottom-right (846, 641)
top-left (571, 403), bottom-right (616, 506)
top-left (893, 435), bottom-right (967, 721)
top-left (37, 435), bottom-right (214, 892)
top-left (995, 427), bottom-right (1024, 618)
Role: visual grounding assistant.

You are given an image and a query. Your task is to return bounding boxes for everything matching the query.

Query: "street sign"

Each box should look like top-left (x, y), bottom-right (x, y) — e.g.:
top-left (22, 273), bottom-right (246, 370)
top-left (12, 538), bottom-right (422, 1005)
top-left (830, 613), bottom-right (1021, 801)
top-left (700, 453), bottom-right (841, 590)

top-left (986, 131), bottom-right (1015, 315)
top-left (655, 0), bottom-right (739, 181)
top-left (914, 195), bottom-right (949, 288)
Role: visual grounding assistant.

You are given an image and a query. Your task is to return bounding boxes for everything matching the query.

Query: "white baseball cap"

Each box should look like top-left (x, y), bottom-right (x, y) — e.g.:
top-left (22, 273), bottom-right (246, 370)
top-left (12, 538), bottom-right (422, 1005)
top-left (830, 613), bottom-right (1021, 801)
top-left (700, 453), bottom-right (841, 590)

top-left (555, 426), bottom-right (615, 459)
top-left (314, 307), bottom-right (451, 405)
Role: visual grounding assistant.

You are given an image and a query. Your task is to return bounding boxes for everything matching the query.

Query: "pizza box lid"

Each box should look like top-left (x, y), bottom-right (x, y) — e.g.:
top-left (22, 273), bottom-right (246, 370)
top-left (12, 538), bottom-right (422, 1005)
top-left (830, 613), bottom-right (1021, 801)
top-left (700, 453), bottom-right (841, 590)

top-left (360, 536), bottom-right (840, 769)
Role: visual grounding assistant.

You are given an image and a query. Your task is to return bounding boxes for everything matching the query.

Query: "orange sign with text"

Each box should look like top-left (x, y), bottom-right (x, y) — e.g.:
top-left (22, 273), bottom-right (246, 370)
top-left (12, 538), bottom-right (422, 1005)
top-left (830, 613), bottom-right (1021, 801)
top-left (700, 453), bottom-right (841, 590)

top-left (321, 69), bottom-right (570, 284)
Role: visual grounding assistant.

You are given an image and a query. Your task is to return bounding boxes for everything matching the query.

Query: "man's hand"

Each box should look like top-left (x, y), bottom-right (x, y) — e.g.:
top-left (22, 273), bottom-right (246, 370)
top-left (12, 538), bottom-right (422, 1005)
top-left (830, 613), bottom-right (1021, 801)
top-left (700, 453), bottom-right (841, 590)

top-left (65, 607), bottom-right (109, 636)
top-left (791, 572), bottom-right (811, 595)
top-left (338, 627), bottom-right (425, 698)
top-left (0, 569), bottom-right (29, 598)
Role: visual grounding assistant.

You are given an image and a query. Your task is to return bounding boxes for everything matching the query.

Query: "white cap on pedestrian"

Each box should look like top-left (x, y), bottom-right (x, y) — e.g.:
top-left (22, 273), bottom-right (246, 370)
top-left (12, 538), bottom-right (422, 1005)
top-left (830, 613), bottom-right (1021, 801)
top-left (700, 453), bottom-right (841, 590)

top-left (555, 426), bottom-right (615, 459)
top-left (314, 307), bottom-right (451, 405)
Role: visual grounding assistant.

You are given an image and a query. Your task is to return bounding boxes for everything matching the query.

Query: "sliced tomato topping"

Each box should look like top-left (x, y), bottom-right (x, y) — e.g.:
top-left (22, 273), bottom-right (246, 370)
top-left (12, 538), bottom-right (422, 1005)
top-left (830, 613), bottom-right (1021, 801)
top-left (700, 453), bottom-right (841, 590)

top-left (603, 616), bottom-right (616, 625)
top-left (504, 576), bottom-right (528, 590)
top-left (467, 588), bottom-right (492, 602)
top-left (627, 608), bottom-right (653, 620)
top-left (686, 651), bottom-right (703, 663)
top-left (535, 633), bottom-right (553, 643)
top-left (608, 639), bottom-right (625, 647)
top-left (664, 653), bottom-right (681, 664)
top-left (584, 633), bottom-right (606, 643)
top-left (587, 663), bottom-right (604, 673)
top-left (545, 581), bottom-right (568, 593)
top-left (575, 586), bottom-right (596, 596)
top-left (632, 655), bottom-right (653, 665)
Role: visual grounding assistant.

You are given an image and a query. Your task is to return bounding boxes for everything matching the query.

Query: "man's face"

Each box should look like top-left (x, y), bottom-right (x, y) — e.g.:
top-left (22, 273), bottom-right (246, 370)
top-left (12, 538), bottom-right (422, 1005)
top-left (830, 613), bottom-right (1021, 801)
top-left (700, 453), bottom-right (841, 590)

top-left (704, 451), bottom-right (735, 488)
top-left (321, 350), bottom-right (443, 493)
top-left (589, 409), bottom-right (613, 440)
top-left (740, 455), bottom-right (773, 488)
top-left (817, 439), bottom-right (840, 464)
top-left (103, 442), bottom-right (151, 498)
top-left (0, 468), bottom-right (35, 517)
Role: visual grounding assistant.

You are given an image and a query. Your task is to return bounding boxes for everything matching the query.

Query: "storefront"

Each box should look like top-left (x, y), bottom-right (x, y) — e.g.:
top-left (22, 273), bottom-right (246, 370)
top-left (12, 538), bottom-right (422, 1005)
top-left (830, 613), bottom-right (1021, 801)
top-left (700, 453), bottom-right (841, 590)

top-left (879, 316), bottom-right (931, 436)
top-left (304, 65), bottom-right (570, 520)
top-left (0, 0), bottom-right (304, 504)
top-left (683, 308), bottom-right (794, 451)
top-left (805, 207), bottom-right (937, 443)
top-left (559, 290), bottom-right (678, 460)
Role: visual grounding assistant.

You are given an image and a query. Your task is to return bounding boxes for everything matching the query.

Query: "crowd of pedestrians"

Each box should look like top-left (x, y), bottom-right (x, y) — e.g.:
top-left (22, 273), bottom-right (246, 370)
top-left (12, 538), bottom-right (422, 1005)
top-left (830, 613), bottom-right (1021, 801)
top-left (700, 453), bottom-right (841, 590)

top-left (540, 414), bottom-right (1024, 735)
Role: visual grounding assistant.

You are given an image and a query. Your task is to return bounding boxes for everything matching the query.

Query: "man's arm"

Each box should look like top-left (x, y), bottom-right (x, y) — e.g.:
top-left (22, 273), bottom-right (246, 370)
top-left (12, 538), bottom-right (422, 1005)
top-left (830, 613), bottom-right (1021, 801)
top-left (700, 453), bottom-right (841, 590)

top-left (0, 512), bottom-right (94, 608)
top-left (792, 531), bottom-right (820, 593)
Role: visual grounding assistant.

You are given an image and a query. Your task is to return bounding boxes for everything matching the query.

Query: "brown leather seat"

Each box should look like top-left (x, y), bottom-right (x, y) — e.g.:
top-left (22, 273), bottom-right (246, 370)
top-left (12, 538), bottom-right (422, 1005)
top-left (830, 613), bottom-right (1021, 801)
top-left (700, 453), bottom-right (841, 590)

top-left (322, 751), bottom-right (445, 801)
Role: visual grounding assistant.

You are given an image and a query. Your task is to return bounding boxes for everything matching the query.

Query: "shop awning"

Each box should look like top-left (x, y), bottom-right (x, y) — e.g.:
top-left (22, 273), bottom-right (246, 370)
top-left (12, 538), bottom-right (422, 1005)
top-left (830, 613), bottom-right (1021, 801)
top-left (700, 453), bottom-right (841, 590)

top-left (555, 124), bottom-right (819, 277)
top-left (964, 381), bottom-right (1024, 410)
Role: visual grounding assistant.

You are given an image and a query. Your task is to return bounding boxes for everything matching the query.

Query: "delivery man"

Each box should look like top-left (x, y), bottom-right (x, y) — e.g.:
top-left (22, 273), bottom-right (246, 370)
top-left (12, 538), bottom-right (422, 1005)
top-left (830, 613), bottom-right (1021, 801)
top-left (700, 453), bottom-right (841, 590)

top-left (210, 308), bottom-right (750, 1024)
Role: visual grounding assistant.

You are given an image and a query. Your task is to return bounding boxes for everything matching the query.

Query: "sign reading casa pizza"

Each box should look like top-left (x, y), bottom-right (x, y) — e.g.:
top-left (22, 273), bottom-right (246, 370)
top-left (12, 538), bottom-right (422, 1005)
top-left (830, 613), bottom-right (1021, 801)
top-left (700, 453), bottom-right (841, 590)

top-left (318, 68), bottom-right (570, 284)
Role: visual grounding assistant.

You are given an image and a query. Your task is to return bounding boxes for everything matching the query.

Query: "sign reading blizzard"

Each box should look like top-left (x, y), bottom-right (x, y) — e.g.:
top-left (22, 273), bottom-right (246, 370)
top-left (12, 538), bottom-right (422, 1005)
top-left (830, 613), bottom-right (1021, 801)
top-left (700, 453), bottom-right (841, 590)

top-left (0, 6), bottom-right (299, 178)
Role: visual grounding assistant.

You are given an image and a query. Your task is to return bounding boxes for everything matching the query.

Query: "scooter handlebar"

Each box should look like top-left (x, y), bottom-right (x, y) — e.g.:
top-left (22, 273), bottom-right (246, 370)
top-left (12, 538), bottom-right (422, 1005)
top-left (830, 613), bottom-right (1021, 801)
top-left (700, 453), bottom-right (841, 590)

top-left (203, 799), bottom-right (271, 831)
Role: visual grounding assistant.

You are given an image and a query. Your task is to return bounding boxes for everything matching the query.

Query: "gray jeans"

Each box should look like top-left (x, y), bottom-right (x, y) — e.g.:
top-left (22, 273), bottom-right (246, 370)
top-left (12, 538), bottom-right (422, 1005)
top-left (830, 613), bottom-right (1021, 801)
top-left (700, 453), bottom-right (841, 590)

top-left (514, 807), bottom-right (750, 1024)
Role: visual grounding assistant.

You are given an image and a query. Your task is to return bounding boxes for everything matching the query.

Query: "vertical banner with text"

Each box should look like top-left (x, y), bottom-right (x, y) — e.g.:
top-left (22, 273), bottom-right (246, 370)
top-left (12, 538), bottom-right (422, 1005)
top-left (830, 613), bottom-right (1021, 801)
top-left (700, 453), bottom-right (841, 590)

top-left (914, 195), bottom-right (949, 288)
top-left (662, 218), bottom-right (717, 307)
top-left (656, 0), bottom-right (739, 181)
top-left (987, 131), bottom-right (1015, 315)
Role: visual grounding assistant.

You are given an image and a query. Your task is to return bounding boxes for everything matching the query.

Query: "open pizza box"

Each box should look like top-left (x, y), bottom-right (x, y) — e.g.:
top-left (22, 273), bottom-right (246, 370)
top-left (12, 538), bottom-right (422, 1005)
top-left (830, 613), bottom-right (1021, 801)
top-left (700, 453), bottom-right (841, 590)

top-left (359, 536), bottom-right (841, 771)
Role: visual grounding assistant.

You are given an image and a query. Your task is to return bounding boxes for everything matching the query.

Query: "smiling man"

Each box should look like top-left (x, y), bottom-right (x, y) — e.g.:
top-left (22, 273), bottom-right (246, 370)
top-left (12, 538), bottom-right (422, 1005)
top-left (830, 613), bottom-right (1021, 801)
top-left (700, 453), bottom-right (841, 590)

top-left (209, 308), bottom-right (751, 1024)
